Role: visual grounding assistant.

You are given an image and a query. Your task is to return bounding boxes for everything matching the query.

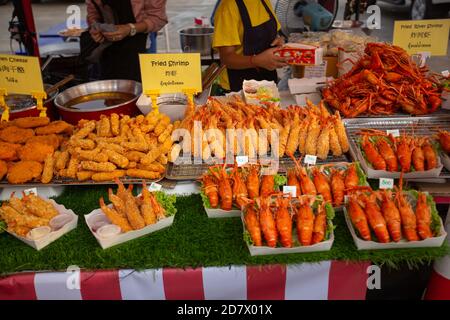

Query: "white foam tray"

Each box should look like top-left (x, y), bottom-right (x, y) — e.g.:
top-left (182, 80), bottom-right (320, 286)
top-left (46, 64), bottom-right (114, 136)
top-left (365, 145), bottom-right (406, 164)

top-left (85, 208), bottom-right (174, 249)
top-left (343, 207), bottom-right (447, 250)
top-left (354, 143), bottom-right (443, 179)
top-left (240, 213), bottom-right (334, 256)
top-left (7, 199), bottom-right (78, 251)
top-left (204, 205), bottom-right (241, 218)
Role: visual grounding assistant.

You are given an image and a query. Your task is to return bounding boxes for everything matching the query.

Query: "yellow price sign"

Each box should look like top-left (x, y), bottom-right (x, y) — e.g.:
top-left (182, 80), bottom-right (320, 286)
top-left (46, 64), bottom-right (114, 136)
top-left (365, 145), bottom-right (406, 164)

top-left (393, 19), bottom-right (450, 56)
top-left (139, 53), bottom-right (202, 95)
top-left (0, 54), bottom-right (44, 95)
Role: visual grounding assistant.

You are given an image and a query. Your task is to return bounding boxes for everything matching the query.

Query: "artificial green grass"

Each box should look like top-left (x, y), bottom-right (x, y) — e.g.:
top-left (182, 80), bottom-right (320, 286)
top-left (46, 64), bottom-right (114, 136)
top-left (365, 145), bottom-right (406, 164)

top-left (0, 186), bottom-right (448, 275)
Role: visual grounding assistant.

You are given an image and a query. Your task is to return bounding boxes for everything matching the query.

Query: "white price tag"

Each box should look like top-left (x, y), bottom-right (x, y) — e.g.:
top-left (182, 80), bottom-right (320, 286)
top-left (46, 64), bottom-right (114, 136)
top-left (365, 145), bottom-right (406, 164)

top-left (386, 130), bottom-right (400, 137)
top-left (418, 52), bottom-right (431, 67)
top-left (304, 154), bottom-right (317, 165)
top-left (379, 178), bottom-right (394, 190)
top-left (23, 188), bottom-right (38, 195)
top-left (283, 186), bottom-right (297, 198)
top-left (442, 70), bottom-right (449, 77)
top-left (148, 182), bottom-right (162, 192)
top-left (236, 156), bottom-right (249, 167)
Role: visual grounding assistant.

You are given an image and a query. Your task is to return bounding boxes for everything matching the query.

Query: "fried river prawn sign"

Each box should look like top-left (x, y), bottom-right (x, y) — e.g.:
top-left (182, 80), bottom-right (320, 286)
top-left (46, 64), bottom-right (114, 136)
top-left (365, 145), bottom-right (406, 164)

top-left (139, 53), bottom-right (202, 95)
top-left (393, 19), bottom-right (449, 56)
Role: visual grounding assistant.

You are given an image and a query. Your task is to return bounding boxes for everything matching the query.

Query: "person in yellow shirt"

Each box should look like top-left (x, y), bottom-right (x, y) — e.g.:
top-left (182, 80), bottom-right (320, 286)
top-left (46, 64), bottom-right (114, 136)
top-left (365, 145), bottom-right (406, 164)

top-left (212, 0), bottom-right (289, 92)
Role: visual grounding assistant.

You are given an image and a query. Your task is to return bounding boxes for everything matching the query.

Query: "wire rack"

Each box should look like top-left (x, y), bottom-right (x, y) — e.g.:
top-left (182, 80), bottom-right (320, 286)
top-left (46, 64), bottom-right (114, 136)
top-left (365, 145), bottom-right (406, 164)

top-left (344, 115), bottom-right (450, 179)
top-left (0, 176), bottom-right (165, 187)
top-left (165, 153), bottom-right (350, 181)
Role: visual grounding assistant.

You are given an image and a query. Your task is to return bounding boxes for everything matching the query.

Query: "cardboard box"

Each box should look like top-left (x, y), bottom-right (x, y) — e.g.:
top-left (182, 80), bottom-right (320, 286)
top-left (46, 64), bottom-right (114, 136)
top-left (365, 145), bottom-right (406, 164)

top-left (292, 56), bottom-right (338, 79)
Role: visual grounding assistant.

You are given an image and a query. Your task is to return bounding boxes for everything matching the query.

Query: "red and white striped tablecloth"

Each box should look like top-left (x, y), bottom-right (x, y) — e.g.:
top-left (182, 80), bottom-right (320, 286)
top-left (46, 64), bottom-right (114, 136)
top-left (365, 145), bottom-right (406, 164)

top-left (0, 261), bottom-right (373, 300)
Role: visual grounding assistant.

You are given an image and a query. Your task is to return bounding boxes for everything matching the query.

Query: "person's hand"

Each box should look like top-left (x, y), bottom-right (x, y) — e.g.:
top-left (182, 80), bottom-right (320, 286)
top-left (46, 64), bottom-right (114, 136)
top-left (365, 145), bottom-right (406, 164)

top-left (270, 36), bottom-right (285, 47)
top-left (89, 28), bottom-right (104, 43)
top-left (103, 24), bottom-right (132, 42)
top-left (253, 47), bottom-right (288, 71)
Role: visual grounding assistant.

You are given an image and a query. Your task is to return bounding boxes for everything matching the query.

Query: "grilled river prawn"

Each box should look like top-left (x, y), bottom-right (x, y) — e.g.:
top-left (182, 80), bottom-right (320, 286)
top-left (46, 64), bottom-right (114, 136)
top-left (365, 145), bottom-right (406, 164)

top-left (357, 130), bottom-right (439, 172)
top-left (346, 175), bottom-right (438, 243)
top-left (243, 195), bottom-right (333, 248)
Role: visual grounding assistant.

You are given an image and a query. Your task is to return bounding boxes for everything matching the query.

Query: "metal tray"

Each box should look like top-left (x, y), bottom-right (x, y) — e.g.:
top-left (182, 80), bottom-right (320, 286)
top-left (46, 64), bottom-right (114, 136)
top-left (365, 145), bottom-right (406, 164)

top-left (344, 115), bottom-right (450, 180)
top-left (165, 153), bottom-right (349, 181)
top-left (0, 174), bottom-right (165, 187)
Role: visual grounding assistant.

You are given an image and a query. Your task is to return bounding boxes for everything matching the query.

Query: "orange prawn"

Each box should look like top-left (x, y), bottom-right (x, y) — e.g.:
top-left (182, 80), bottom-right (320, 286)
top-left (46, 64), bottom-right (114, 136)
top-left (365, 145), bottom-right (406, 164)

top-left (276, 195), bottom-right (293, 248)
top-left (296, 197), bottom-right (315, 246)
top-left (209, 164), bottom-right (233, 211)
top-left (412, 138), bottom-right (425, 172)
top-left (395, 174), bottom-right (419, 241)
top-left (379, 190), bottom-right (402, 242)
top-left (232, 166), bottom-right (248, 210)
top-left (361, 193), bottom-right (390, 243)
top-left (259, 196), bottom-right (278, 247)
top-left (200, 174), bottom-right (219, 208)
top-left (415, 192), bottom-right (433, 240)
top-left (246, 164), bottom-right (260, 199)
top-left (422, 139), bottom-right (437, 170)
top-left (244, 203), bottom-right (263, 246)
top-left (330, 169), bottom-right (345, 206)
top-left (344, 163), bottom-right (359, 190)
top-left (287, 168), bottom-right (302, 197)
top-left (360, 134), bottom-right (386, 170)
top-left (348, 195), bottom-right (371, 241)
top-left (311, 167), bottom-right (332, 203)
top-left (396, 135), bottom-right (412, 172)
top-left (312, 203), bottom-right (327, 244)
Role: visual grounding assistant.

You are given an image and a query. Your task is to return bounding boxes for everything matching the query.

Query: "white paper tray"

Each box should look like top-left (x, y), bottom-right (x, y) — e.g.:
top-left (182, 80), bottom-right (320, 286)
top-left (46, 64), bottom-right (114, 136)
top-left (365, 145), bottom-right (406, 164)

top-left (353, 142), bottom-right (443, 179)
top-left (7, 200), bottom-right (78, 251)
top-left (204, 205), bottom-right (241, 218)
top-left (240, 214), bottom-right (334, 256)
top-left (85, 209), bottom-right (174, 249)
top-left (343, 207), bottom-right (447, 250)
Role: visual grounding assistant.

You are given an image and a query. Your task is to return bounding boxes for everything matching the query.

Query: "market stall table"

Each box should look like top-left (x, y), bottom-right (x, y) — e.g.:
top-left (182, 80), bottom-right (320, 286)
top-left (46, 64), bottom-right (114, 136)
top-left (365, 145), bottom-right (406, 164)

top-left (0, 183), bottom-right (448, 300)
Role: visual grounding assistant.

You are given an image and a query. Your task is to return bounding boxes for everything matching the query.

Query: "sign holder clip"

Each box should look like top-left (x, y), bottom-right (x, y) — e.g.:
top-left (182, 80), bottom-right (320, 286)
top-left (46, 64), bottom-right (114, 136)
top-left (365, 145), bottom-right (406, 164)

top-left (145, 89), bottom-right (161, 115)
top-left (182, 88), bottom-right (198, 107)
top-left (0, 88), bottom-right (8, 122)
top-left (31, 91), bottom-right (47, 117)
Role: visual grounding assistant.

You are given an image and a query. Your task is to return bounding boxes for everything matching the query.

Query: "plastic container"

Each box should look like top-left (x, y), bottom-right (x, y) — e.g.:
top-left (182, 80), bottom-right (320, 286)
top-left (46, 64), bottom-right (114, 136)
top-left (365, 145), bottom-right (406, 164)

top-left (136, 93), bottom-right (187, 122)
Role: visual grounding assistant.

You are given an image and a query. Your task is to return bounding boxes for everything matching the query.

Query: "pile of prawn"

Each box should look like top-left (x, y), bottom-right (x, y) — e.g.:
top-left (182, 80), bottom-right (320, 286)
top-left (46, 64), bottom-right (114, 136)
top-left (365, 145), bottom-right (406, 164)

top-left (171, 97), bottom-right (350, 162)
top-left (286, 159), bottom-right (369, 207)
top-left (347, 175), bottom-right (437, 243)
top-left (323, 42), bottom-right (442, 117)
top-left (244, 195), bottom-right (333, 248)
top-left (357, 129), bottom-right (439, 173)
top-left (0, 192), bottom-right (59, 237)
top-left (200, 160), bottom-right (367, 211)
top-left (98, 179), bottom-right (167, 232)
top-left (200, 163), bottom-right (281, 211)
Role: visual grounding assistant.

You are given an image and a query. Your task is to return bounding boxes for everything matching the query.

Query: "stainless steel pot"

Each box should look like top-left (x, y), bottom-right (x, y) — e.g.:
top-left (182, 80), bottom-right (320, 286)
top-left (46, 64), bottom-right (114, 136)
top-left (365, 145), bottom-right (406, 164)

top-left (54, 79), bottom-right (142, 124)
top-left (179, 27), bottom-right (214, 56)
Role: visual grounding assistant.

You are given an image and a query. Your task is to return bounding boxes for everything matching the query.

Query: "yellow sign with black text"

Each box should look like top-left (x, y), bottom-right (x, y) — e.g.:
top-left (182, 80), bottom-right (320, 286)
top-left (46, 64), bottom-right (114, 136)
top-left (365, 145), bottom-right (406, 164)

top-left (139, 53), bottom-right (202, 95)
top-left (0, 54), bottom-right (44, 95)
top-left (393, 19), bottom-right (449, 56)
